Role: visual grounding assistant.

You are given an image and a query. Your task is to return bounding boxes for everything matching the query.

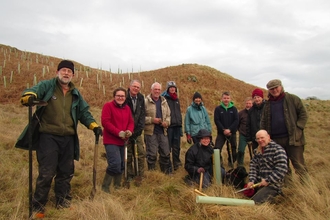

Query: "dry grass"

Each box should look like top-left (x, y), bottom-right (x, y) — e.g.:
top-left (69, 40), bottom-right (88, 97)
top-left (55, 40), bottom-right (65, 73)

top-left (1, 100), bottom-right (330, 219)
top-left (1, 44), bottom-right (330, 219)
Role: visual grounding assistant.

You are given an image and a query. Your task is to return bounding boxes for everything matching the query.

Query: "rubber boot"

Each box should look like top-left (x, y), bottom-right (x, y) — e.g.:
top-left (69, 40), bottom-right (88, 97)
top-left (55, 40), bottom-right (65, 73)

top-left (148, 163), bottom-right (155, 171)
top-left (113, 174), bottom-right (122, 189)
top-left (101, 173), bottom-right (112, 193)
top-left (237, 151), bottom-right (244, 167)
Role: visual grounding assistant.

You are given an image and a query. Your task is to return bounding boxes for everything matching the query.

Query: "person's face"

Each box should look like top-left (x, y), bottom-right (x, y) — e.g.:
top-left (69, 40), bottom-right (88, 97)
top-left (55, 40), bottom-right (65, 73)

top-left (255, 132), bottom-right (271, 148)
top-left (200, 136), bottom-right (211, 146)
top-left (168, 87), bottom-right (176, 94)
top-left (253, 96), bottom-right (263, 105)
top-left (114, 90), bottom-right (126, 105)
top-left (222, 95), bottom-right (231, 106)
top-left (151, 84), bottom-right (161, 98)
top-left (194, 97), bottom-right (202, 105)
top-left (269, 86), bottom-right (282, 98)
top-left (245, 100), bottom-right (253, 110)
top-left (57, 68), bottom-right (73, 85)
top-left (129, 82), bottom-right (141, 96)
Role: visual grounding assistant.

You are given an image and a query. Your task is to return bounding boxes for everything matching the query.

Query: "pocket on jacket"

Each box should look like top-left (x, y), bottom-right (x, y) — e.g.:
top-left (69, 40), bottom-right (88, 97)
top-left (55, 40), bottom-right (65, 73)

top-left (295, 127), bottom-right (303, 142)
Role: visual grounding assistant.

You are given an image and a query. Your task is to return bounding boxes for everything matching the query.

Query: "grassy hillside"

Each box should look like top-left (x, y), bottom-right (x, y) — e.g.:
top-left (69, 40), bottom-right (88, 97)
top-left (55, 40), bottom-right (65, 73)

top-left (0, 44), bottom-right (264, 111)
top-left (1, 44), bottom-right (330, 219)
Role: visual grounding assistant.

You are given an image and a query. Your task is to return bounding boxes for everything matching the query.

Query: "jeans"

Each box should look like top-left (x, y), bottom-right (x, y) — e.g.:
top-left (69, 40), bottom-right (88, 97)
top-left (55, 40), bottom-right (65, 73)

top-left (104, 144), bottom-right (125, 175)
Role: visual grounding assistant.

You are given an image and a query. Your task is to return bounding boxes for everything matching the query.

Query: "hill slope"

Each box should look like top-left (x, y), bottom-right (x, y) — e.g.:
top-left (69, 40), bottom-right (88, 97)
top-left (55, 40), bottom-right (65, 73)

top-left (0, 44), bottom-right (265, 111)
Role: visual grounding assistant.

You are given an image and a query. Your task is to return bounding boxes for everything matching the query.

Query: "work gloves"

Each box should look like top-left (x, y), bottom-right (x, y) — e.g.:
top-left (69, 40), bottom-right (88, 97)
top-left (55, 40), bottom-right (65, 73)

top-left (93, 126), bottom-right (103, 136)
top-left (186, 134), bottom-right (192, 144)
top-left (119, 130), bottom-right (132, 139)
top-left (20, 93), bottom-right (37, 106)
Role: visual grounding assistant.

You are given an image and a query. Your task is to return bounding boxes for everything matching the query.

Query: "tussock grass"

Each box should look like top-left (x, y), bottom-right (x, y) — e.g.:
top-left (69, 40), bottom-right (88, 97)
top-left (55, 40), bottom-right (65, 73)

top-left (1, 100), bottom-right (330, 219)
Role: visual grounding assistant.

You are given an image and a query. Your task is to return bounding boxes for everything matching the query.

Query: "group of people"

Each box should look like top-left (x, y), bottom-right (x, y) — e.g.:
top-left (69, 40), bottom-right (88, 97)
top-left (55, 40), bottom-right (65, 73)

top-left (16, 60), bottom-right (309, 216)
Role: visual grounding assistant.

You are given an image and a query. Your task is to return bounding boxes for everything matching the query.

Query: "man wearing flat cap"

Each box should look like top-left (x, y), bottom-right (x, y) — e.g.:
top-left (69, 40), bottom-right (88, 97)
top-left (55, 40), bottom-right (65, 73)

top-left (260, 79), bottom-right (308, 185)
top-left (16, 60), bottom-right (103, 216)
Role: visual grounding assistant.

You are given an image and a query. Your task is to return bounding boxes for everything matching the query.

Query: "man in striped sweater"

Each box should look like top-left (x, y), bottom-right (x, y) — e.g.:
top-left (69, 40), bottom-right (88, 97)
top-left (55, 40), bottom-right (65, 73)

top-left (247, 130), bottom-right (288, 204)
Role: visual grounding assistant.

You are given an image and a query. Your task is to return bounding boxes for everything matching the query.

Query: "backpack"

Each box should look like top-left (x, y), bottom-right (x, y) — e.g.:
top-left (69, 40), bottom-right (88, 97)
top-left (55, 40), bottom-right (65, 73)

top-left (225, 166), bottom-right (248, 189)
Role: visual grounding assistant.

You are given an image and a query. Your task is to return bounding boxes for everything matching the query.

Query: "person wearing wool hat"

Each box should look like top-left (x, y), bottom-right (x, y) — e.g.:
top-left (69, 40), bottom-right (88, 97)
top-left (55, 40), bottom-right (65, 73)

top-left (57, 60), bottom-right (75, 74)
top-left (260, 79), bottom-right (309, 185)
top-left (161, 81), bottom-right (183, 171)
top-left (16, 59), bottom-right (102, 216)
top-left (247, 88), bottom-right (266, 153)
top-left (184, 92), bottom-right (212, 144)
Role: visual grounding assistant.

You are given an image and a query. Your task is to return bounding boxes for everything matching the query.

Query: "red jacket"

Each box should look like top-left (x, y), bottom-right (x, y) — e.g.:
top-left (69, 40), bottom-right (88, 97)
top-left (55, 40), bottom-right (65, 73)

top-left (101, 101), bottom-right (134, 146)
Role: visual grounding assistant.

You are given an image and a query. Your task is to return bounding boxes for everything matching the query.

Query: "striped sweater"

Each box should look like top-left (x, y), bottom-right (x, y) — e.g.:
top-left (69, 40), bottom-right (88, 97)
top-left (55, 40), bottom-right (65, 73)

top-left (249, 141), bottom-right (288, 190)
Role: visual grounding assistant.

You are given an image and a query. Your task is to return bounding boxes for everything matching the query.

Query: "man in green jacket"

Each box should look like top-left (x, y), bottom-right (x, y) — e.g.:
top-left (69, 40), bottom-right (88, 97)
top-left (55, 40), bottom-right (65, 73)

top-left (16, 60), bottom-right (102, 216)
top-left (260, 79), bottom-right (308, 184)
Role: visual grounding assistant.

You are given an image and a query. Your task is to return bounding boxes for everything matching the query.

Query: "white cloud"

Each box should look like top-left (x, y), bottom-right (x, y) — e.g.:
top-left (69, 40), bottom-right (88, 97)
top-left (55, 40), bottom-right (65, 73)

top-left (1, 0), bottom-right (329, 99)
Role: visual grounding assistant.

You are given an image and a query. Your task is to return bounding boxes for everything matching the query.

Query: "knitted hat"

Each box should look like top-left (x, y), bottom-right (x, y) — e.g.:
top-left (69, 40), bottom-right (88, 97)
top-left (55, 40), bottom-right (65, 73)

top-left (197, 129), bottom-right (212, 139)
top-left (266, 79), bottom-right (282, 89)
top-left (193, 92), bottom-right (202, 100)
top-left (57, 60), bottom-right (74, 74)
top-left (252, 88), bottom-right (263, 98)
top-left (166, 81), bottom-right (177, 91)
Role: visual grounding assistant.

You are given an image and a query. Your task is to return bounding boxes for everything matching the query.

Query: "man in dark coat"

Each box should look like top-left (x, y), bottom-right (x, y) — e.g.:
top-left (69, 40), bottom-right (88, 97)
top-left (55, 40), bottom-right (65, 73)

top-left (126, 80), bottom-right (146, 181)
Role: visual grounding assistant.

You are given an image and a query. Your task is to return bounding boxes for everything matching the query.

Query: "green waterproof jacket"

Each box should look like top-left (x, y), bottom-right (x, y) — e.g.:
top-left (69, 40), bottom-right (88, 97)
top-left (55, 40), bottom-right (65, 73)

top-left (15, 78), bottom-right (97, 160)
top-left (260, 92), bottom-right (308, 146)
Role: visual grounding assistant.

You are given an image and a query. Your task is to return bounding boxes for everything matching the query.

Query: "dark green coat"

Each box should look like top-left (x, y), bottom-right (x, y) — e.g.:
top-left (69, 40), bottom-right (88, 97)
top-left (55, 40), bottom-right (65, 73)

top-left (260, 92), bottom-right (308, 146)
top-left (15, 78), bottom-right (97, 160)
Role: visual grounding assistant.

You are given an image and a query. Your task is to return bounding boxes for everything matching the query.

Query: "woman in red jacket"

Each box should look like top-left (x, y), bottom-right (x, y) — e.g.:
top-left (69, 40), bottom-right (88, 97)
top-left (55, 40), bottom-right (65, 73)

top-left (101, 87), bottom-right (134, 193)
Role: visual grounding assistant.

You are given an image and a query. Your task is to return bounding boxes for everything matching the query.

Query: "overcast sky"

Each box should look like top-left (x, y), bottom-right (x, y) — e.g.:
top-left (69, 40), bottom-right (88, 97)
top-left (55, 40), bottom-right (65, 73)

top-left (1, 0), bottom-right (329, 99)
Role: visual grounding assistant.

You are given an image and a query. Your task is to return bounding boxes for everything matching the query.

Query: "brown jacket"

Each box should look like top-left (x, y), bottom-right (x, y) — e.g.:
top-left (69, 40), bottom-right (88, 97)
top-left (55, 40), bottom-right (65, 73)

top-left (260, 92), bottom-right (308, 146)
top-left (144, 95), bottom-right (171, 136)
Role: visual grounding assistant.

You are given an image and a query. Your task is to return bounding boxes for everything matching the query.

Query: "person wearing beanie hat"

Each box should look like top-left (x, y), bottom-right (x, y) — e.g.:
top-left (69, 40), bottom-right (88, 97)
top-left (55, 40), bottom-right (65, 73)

top-left (184, 92), bottom-right (211, 144)
top-left (260, 79), bottom-right (309, 184)
top-left (161, 81), bottom-right (183, 171)
top-left (247, 88), bottom-right (266, 153)
top-left (251, 88), bottom-right (263, 99)
top-left (192, 92), bottom-right (202, 101)
top-left (57, 60), bottom-right (75, 74)
top-left (16, 59), bottom-right (102, 215)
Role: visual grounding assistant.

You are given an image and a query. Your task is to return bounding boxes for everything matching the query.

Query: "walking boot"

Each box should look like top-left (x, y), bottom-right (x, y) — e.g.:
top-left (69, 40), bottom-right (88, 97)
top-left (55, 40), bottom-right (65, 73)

top-left (101, 173), bottom-right (113, 193)
top-left (113, 174), bottom-right (122, 189)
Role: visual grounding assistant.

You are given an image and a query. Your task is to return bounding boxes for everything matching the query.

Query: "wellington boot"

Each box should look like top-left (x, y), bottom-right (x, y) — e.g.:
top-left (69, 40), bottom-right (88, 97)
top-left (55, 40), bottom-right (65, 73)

top-left (237, 151), bottom-right (245, 167)
top-left (101, 173), bottom-right (113, 193)
top-left (114, 174), bottom-right (122, 189)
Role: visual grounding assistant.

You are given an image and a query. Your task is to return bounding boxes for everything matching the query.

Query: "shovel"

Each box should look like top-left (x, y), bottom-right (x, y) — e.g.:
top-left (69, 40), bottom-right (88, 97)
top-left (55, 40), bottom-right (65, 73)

top-left (27, 98), bottom-right (48, 218)
top-left (235, 182), bottom-right (261, 193)
top-left (133, 139), bottom-right (142, 186)
top-left (89, 133), bottom-right (100, 200)
top-left (247, 142), bottom-right (253, 160)
top-left (226, 136), bottom-right (234, 169)
top-left (123, 140), bottom-right (130, 189)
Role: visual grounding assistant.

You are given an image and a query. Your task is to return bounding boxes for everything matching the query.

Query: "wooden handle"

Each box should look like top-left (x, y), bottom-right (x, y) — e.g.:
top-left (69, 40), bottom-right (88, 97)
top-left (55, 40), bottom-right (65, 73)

top-left (199, 172), bottom-right (204, 191)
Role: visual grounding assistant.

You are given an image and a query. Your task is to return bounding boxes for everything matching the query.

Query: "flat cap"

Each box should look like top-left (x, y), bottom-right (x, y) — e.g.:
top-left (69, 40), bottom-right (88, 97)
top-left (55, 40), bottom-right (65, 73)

top-left (266, 79), bottom-right (282, 89)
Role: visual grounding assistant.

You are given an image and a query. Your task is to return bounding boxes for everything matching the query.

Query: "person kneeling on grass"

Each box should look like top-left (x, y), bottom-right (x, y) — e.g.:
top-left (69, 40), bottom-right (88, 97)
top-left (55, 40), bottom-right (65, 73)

top-left (184, 129), bottom-right (225, 188)
top-left (246, 130), bottom-right (288, 204)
